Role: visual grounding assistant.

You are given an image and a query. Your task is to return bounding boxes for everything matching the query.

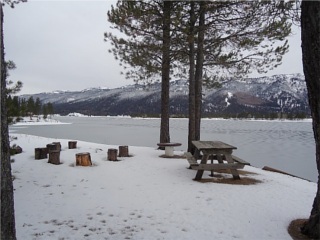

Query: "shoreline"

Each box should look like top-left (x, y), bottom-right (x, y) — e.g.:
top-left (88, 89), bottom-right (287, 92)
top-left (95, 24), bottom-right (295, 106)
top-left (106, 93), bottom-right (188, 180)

top-left (10, 116), bottom-right (317, 183)
top-left (11, 114), bottom-right (313, 125)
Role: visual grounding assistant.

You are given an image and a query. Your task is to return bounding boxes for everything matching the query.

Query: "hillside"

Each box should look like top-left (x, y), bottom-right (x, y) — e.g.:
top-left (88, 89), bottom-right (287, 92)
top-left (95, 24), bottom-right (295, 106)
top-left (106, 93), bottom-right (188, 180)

top-left (21, 74), bottom-right (310, 117)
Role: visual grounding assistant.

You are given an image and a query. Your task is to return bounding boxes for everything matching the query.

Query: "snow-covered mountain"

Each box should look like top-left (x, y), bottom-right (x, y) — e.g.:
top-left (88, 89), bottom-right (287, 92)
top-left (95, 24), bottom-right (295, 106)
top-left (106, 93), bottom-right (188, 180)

top-left (21, 73), bottom-right (309, 117)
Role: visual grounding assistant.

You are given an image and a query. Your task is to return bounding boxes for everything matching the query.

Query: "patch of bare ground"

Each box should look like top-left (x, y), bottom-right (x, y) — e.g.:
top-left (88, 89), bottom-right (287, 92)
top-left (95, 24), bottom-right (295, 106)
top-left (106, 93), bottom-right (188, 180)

top-left (196, 170), bottom-right (262, 185)
top-left (159, 154), bottom-right (186, 159)
top-left (69, 162), bottom-right (99, 167)
top-left (288, 219), bottom-right (313, 240)
top-left (197, 177), bottom-right (262, 185)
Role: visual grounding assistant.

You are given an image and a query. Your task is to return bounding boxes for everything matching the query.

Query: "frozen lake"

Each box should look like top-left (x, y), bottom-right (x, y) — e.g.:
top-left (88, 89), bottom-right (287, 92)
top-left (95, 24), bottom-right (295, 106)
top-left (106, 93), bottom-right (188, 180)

top-left (10, 116), bottom-right (317, 182)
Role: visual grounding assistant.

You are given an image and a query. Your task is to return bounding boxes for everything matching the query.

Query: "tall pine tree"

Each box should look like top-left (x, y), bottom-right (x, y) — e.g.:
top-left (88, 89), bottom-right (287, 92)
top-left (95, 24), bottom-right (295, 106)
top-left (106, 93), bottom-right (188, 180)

top-left (182, 1), bottom-right (294, 152)
top-left (1, 1), bottom-right (27, 238)
top-left (106, 0), bottom-right (177, 144)
top-left (300, 0), bottom-right (320, 238)
top-left (106, 1), bottom-right (295, 152)
top-left (1, 2), bottom-right (16, 239)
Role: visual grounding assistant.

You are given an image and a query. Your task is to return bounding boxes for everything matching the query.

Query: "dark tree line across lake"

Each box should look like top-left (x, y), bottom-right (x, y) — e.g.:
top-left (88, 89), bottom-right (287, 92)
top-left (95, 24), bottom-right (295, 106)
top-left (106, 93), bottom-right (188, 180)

top-left (7, 96), bottom-right (54, 123)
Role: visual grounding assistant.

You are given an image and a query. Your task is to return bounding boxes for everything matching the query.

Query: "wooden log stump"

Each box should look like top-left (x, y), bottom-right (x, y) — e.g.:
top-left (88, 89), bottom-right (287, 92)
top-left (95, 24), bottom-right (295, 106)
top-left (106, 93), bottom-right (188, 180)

top-left (118, 145), bottom-right (129, 157)
top-left (108, 149), bottom-right (118, 161)
top-left (76, 152), bottom-right (92, 166)
top-left (48, 150), bottom-right (61, 165)
top-left (52, 142), bottom-right (61, 151)
top-left (47, 143), bottom-right (58, 153)
top-left (68, 141), bottom-right (77, 149)
top-left (35, 147), bottom-right (48, 159)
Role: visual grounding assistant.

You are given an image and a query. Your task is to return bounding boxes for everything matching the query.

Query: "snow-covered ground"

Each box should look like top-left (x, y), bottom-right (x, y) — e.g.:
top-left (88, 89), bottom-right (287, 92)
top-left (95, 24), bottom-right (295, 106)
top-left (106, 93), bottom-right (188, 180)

top-left (13, 116), bottom-right (68, 126)
top-left (10, 132), bottom-right (316, 240)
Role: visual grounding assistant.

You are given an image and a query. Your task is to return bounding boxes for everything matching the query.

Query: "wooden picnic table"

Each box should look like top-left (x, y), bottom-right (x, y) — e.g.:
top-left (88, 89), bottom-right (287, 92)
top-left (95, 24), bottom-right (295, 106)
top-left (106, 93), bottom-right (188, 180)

top-left (186, 141), bottom-right (249, 180)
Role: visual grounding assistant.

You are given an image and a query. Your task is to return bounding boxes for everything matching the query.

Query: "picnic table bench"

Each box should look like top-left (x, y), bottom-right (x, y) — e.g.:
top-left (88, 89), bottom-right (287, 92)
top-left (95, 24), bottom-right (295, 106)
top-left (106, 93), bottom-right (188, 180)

top-left (186, 141), bottom-right (250, 180)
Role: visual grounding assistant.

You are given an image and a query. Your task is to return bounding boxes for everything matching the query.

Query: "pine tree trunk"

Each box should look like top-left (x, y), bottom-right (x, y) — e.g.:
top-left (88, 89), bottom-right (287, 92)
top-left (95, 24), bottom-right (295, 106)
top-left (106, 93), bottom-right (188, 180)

top-left (300, 1), bottom-right (320, 238)
top-left (188, 2), bottom-right (196, 154)
top-left (1, 4), bottom-right (17, 239)
top-left (195, 1), bottom-right (206, 142)
top-left (159, 1), bottom-right (171, 146)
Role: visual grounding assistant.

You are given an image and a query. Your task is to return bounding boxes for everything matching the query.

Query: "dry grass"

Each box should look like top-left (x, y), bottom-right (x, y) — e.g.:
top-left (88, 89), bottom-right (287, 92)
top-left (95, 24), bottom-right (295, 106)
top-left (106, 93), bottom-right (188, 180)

top-left (287, 219), bottom-right (313, 240)
top-left (197, 177), bottom-right (262, 185)
top-left (195, 170), bottom-right (261, 185)
top-left (161, 154), bottom-right (261, 185)
top-left (159, 154), bottom-right (186, 159)
top-left (225, 169), bottom-right (258, 176)
top-left (69, 162), bottom-right (99, 167)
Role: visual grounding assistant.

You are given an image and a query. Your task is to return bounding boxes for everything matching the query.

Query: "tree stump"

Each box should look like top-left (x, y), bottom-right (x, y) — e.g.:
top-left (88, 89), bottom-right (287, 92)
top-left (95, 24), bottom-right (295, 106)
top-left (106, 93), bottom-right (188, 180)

top-left (52, 142), bottom-right (61, 151)
top-left (108, 149), bottom-right (118, 161)
top-left (47, 143), bottom-right (58, 153)
top-left (35, 147), bottom-right (48, 159)
top-left (68, 141), bottom-right (77, 149)
top-left (48, 150), bottom-right (60, 165)
top-left (118, 145), bottom-right (129, 157)
top-left (76, 152), bottom-right (92, 166)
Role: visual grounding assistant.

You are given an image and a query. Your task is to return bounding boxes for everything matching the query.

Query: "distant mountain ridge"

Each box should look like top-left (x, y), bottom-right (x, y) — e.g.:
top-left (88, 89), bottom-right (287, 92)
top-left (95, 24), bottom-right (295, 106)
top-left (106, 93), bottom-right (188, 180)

top-left (21, 73), bottom-right (310, 117)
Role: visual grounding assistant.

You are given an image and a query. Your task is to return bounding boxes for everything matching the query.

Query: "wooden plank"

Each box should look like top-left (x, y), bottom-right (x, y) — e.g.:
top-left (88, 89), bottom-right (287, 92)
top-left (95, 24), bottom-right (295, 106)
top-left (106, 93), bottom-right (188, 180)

top-left (192, 141), bottom-right (237, 150)
top-left (195, 169), bottom-right (205, 180)
top-left (262, 166), bottom-right (310, 181)
top-left (192, 141), bottom-right (213, 149)
top-left (187, 159), bottom-right (199, 166)
top-left (232, 155), bottom-right (250, 165)
top-left (192, 163), bottom-right (245, 171)
top-left (185, 152), bottom-right (199, 166)
top-left (157, 142), bottom-right (182, 147)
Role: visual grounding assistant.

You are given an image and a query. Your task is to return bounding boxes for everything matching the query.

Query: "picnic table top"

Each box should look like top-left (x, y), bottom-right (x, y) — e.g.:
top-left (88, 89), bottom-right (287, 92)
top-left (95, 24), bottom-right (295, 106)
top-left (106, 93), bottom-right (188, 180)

top-left (157, 142), bottom-right (182, 147)
top-left (192, 141), bottom-right (237, 150)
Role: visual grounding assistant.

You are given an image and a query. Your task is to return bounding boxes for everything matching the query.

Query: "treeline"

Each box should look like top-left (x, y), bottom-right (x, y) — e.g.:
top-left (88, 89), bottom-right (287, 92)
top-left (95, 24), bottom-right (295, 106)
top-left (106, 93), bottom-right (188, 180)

top-left (202, 112), bottom-right (309, 120)
top-left (7, 96), bottom-right (54, 122)
top-left (130, 112), bottom-right (309, 120)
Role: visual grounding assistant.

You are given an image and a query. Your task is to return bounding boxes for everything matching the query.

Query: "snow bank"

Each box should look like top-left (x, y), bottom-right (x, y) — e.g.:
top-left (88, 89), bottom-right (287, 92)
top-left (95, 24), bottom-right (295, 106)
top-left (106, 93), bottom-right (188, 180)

top-left (66, 112), bottom-right (88, 117)
top-left (13, 116), bottom-right (67, 126)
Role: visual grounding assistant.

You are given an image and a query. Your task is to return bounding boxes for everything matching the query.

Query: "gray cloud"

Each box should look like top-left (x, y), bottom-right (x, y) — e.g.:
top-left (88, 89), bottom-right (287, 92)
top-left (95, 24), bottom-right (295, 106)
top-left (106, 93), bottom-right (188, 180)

top-left (4, 1), bottom-right (303, 94)
top-left (4, 0), bottom-right (128, 94)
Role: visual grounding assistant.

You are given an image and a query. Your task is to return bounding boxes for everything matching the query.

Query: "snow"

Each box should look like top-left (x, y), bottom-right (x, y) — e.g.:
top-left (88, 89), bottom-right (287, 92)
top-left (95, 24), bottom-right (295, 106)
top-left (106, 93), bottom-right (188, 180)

top-left (67, 98), bottom-right (75, 102)
top-left (10, 130), bottom-right (317, 240)
top-left (67, 112), bottom-right (89, 117)
top-left (13, 116), bottom-right (68, 126)
top-left (225, 92), bottom-right (233, 107)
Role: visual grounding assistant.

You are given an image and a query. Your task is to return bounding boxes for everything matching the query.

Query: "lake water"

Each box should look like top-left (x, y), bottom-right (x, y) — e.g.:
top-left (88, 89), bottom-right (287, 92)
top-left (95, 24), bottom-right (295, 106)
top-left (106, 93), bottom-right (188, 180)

top-left (10, 116), bottom-right (318, 182)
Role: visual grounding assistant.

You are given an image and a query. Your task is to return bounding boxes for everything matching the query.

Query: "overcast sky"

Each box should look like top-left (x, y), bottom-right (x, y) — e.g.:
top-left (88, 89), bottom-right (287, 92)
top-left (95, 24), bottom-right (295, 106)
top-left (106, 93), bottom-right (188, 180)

top-left (4, 0), bottom-right (303, 95)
